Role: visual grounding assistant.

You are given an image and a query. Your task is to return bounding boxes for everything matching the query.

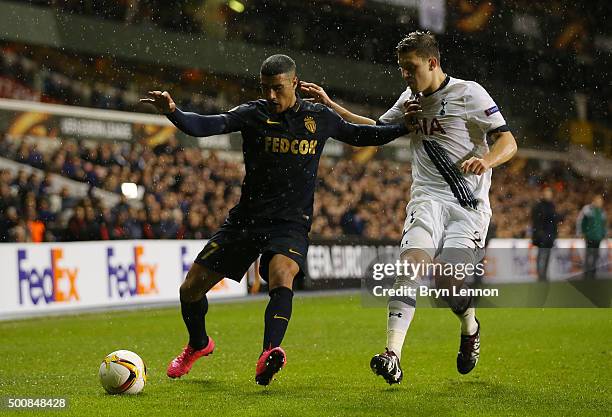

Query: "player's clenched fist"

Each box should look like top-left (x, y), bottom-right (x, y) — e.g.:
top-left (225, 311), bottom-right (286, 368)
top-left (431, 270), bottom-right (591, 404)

top-left (403, 98), bottom-right (422, 131)
top-left (461, 156), bottom-right (490, 175)
top-left (139, 90), bottom-right (176, 114)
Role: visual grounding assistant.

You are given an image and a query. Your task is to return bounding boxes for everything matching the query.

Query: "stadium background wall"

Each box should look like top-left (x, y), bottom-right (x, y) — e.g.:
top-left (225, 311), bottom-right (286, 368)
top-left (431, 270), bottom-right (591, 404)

top-left (1, 239), bottom-right (247, 320)
top-left (2, 238), bottom-right (610, 319)
top-left (306, 239), bottom-right (612, 287)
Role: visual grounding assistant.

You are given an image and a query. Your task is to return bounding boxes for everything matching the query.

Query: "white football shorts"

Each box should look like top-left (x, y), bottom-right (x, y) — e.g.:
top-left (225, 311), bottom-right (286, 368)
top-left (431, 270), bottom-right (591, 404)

top-left (400, 199), bottom-right (490, 260)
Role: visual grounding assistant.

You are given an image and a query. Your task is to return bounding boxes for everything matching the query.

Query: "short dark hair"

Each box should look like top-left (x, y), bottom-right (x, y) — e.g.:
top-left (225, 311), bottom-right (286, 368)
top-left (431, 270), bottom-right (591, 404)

top-left (260, 54), bottom-right (296, 76)
top-left (396, 31), bottom-right (440, 61)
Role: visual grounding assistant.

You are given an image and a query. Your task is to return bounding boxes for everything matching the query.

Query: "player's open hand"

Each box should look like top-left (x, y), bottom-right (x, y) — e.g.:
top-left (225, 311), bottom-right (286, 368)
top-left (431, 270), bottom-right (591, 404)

top-left (403, 99), bottom-right (422, 131)
top-left (299, 81), bottom-right (333, 106)
top-left (461, 157), bottom-right (490, 175)
top-left (139, 91), bottom-right (176, 114)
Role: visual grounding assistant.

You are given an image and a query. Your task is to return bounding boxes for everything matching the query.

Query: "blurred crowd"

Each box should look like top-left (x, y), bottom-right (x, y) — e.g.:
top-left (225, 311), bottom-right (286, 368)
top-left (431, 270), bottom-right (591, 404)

top-left (1, 134), bottom-right (609, 243)
top-left (0, 42), bottom-right (383, 121)
top-left (0, 134), bottom-right (242, 242)
top-left (2, 0), bottom-right (609, 137)
top-left (490, 159), bottom-right (610, 239)
top-left (0, 45), bottom-right (233, 115)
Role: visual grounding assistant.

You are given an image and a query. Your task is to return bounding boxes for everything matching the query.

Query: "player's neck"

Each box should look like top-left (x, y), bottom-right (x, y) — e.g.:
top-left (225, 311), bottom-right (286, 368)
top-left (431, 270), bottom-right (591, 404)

top-left (422, 70), bottom-right (447, 95)
top-left (285, 94), bottom-right (298, 113)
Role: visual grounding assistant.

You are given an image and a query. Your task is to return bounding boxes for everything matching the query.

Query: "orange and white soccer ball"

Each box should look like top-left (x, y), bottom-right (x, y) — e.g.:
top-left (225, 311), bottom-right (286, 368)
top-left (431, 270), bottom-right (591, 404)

top-left (99, 350), bottom-right (147, 395)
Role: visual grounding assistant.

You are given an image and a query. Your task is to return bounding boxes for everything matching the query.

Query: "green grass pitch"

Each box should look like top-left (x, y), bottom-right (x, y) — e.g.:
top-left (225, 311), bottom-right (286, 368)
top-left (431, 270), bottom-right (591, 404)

top-left (1, 295), bottom-right (610, 416)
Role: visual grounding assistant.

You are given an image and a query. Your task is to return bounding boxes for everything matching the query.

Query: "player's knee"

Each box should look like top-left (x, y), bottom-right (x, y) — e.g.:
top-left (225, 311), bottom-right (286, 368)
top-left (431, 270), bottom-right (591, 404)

top-left (268, 257), bottom-right (300, 289)
top-left (268, 268), bottom-right (296, 289)
top-left (434, 248), bottom-right (477, 313)
top-left (397, 248), bottom-right (432, 284)
top-left (443, 293), bottom-right (472, 315)
top-left (435, 247), bottom-right (476, 288)
top-left (180, 263), bottom-right (217, 302)
top-left (180, 275), bottom-right (201, 303)
top-left (400, 248), bottom-right (432, 264)
top-left (179, 281), bottom-right (197, 303)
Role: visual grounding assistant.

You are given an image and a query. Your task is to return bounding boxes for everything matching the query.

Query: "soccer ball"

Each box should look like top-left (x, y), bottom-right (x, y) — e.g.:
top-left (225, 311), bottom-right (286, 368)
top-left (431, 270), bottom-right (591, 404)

top-left (99, 350), bottom-right (147, 395)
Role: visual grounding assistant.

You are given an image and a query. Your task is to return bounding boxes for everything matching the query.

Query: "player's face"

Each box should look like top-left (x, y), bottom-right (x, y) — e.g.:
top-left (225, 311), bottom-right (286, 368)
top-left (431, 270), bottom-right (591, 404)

top-left (593, 195), bottom-right (604, 207)
top-left (543, 188), bottom-right (553, 201)
top-left (260, 72), bottom-right (298, 113)
top-left (398, 51), bottom-right (434, 93)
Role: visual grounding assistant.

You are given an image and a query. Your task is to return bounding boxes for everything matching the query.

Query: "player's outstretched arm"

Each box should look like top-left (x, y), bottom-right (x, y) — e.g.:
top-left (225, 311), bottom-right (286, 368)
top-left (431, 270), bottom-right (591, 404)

top-left (140, 90), bottom-right (228, 137)
top-left (461, 131), bottom-right (518, 175)
top-left (333, 115), bottom-right (409, 147)
top-left (300, 81), bottom-right (376, 125)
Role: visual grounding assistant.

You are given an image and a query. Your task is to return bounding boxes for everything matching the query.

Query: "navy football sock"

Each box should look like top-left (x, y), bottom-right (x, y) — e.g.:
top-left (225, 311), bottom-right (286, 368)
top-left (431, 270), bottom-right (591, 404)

top-left (263, 287), bottom-right (294, 350)
top-left (180, 295), bottom-right (209, 350)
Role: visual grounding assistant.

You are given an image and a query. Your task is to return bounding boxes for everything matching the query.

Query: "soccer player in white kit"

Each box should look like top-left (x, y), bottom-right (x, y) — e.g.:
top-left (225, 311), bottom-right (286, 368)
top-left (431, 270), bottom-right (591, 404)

top-left (301, 31), bottom-right (517, 384)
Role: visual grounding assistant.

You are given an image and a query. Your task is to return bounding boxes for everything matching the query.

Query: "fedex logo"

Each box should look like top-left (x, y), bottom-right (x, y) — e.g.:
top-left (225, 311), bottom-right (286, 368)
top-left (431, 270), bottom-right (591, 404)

top-left (107, 246), bottom-right (158, 298)
top-left (18, 248), bottom-right (80, 305)
top-left (181, 246), bottom-right (191, 278)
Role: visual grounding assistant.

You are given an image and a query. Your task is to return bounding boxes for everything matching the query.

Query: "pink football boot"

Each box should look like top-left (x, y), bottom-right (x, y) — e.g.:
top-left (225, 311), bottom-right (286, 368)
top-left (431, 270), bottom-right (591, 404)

top-left (255, 346), bottom-right (286, 386)
top-left (167, 337), bottom-right (215, 378)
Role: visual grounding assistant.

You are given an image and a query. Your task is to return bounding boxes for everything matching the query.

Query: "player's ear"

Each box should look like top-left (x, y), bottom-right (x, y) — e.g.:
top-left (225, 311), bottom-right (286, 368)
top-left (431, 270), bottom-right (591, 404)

top-left (428, 57), bottom-right (437, 71)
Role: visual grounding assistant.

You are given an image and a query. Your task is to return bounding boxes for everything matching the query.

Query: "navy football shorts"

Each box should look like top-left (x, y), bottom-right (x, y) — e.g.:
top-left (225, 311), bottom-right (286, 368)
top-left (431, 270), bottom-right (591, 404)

top-left (193, 217), bottom-right (309, 282)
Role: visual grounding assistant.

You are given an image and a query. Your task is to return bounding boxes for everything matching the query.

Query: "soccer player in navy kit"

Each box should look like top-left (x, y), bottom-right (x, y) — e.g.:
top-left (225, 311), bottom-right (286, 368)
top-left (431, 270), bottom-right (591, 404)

top-left (141, 54), bottom-right (410, 385)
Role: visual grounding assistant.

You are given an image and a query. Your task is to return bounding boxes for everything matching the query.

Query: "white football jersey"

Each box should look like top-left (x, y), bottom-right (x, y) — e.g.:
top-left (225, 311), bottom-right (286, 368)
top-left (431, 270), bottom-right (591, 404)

top-left (379, 76), bottom-right (507, 214)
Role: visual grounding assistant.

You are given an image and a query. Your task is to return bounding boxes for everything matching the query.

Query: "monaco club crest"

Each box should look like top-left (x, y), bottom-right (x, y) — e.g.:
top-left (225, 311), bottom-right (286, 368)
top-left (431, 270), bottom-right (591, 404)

top-left (304, 116), bottom-right (316, 134)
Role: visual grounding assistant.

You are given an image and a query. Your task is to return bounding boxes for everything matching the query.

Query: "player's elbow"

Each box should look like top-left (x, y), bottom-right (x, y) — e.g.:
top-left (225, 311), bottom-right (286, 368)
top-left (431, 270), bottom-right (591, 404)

top-left (507, 135), bottom-right (518, 159)
top-left (497, 132), bottom-right (517, 161)
top-left (182, 128), bottom-right (203, 137)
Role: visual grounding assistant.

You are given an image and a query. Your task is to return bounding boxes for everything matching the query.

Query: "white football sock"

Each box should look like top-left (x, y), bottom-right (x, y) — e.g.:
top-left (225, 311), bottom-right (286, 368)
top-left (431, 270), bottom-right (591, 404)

top-left (386, 299), bottom-right (415, 359)
top-left (385, 274), bottom-right (418, 359)
top-left (456, 307), bottom-right (478, 335)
